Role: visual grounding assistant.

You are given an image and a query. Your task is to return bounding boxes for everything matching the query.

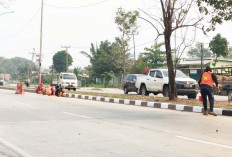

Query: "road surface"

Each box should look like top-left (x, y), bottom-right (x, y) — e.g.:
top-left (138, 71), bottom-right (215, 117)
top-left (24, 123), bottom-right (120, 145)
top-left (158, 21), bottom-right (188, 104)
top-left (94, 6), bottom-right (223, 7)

top-left (0, 89), bottom-right (231, 157)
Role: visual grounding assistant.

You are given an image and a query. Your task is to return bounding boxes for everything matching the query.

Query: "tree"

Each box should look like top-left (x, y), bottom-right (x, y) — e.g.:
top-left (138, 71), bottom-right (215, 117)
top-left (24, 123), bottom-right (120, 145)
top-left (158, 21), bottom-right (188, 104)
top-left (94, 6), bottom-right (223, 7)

top-left (187, 43), bottom-right (214, 58)
top-left (18, 62), bottom-right (31, 82)
top-left (139, 42), bottom-right (167, 69)
top-left (52, 51), bottom-right (73, 73)
top-left (81, 40), bottom-right (124, 84)
top-left (209, 34), bottom-right (229, 68)
top-left (139, 1), bottom-right (205, 100)
top-left (115, 7), bottom-right (139, 78)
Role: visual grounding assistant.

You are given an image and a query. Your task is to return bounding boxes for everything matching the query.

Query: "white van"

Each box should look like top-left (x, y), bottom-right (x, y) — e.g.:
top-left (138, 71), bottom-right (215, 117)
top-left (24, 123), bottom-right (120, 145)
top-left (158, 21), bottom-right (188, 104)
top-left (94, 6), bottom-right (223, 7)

top-left (58, 72), bottom-right (77, 91)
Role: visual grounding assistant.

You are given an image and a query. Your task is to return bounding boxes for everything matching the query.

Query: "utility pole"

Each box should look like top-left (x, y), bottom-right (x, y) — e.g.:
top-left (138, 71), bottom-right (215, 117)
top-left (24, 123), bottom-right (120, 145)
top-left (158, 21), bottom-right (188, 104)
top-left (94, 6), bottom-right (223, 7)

top-left (128, 32), bottom-right (138, 72)
top-left (61, 45), bottom-right (70, 72)
top-left (200, 43), bottom-right (204, 74)
top-left (38, 0), bottom-right (44, 84)
top-left (29, 48), bottom-right (36, 62)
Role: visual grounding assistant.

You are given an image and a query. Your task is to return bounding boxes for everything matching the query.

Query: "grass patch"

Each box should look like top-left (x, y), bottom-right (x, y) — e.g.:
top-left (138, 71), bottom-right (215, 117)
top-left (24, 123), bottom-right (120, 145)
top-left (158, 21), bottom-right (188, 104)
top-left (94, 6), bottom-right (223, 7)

top-left (68, 90), bottom-right (232, 109)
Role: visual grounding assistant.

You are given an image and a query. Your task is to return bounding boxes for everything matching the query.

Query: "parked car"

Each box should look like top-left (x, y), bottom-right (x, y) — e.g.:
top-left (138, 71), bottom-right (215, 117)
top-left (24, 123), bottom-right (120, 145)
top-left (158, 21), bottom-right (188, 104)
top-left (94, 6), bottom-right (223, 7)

top-left (123, 74), bottom-right (145, 94)
top-left (0, 77), bottom-right (5, 86)
top-left (135, 69), bottom-right (199, 99)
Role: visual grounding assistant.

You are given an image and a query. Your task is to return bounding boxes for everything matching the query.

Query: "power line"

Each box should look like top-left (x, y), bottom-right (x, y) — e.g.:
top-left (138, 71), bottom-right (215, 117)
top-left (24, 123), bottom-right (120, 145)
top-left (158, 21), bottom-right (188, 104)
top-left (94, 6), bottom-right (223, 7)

top-left (44, 0), bottom-right (108, 9)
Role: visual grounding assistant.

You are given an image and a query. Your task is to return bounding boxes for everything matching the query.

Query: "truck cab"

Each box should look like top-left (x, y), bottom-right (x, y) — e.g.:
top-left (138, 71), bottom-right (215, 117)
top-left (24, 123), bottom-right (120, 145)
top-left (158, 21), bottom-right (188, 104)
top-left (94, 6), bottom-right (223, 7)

top-left (58, 72), bottom-right (77, 91)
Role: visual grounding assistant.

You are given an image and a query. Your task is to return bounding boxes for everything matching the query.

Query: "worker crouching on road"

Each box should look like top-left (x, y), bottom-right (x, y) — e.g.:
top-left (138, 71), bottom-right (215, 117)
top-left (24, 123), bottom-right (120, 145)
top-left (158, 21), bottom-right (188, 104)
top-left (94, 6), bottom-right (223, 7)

top-left (36, 83), bottom-right (44, 94)
top-left (198, 66), bottom-right (219, 116)
top-left (51, 84), bottom-right (55, 95)
top-left (55, 85), bottom-right (65, 97)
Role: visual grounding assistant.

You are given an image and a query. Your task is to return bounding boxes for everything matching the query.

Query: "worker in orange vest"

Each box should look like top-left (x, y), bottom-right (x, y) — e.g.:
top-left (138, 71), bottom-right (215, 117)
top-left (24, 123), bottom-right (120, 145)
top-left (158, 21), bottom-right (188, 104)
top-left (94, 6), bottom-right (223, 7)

top-left (198, 66), bottom-right (219, 116)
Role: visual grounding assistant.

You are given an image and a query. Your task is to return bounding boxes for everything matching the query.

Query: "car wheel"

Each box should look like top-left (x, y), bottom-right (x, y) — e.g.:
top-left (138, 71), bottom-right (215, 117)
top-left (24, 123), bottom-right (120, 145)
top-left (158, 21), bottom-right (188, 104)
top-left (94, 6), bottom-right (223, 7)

top-left (188, 94), bottom-right (197, 99)
top-left (124, 87), bottom-right (128, 94)
top-left (163, 85), bottom-right (169, 97)
top-left (73, 88), bottom-right (76, 91)
top-left (136, 88), bottom-right (141, 95)
top-left (141, 85), bottom-right (149, 96)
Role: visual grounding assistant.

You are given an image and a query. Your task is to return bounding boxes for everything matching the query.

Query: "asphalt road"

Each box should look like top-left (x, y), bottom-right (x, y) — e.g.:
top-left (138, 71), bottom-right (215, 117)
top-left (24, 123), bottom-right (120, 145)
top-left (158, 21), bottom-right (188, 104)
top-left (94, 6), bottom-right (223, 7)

top-left (0, 89), bottom-right (232, 157)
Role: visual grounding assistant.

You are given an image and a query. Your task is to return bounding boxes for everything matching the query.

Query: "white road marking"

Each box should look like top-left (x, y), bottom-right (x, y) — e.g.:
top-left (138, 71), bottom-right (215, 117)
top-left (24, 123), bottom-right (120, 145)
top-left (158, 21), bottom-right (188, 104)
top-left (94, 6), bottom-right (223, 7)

top-left (0, 137), bottom-right (33, 157)
top-left (15, 102), bottom-right (30, 106)
top-left (15, 102), bottom-right (40, 109)
top-left (63, 112), bottom-right (92, 119)
top-left (176, 135), bottom-right (232, 150)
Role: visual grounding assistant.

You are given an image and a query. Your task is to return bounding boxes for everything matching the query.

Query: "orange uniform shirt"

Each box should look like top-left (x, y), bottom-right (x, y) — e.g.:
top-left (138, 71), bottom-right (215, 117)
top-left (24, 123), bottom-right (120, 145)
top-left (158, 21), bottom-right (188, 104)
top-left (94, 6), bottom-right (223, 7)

top-left (200, 72), bottom-right (214, 87)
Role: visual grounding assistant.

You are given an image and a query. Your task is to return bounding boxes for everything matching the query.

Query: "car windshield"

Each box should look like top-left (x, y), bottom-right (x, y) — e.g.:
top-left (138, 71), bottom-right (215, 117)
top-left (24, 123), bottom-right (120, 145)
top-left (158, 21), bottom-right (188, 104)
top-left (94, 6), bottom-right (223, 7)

top-left (162, 70), bottom-right (187, 78)
top-left (63, 74), bottom-right (76, 79)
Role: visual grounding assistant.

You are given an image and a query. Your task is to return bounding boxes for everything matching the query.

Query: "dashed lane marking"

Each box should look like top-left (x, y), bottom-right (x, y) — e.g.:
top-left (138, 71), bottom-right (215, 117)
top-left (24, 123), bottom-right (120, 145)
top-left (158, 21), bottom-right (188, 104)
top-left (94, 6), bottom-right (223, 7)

top-left (176, 135), bottom-right (232, 150)
top-left (63, 112), bottom-right (92, 119)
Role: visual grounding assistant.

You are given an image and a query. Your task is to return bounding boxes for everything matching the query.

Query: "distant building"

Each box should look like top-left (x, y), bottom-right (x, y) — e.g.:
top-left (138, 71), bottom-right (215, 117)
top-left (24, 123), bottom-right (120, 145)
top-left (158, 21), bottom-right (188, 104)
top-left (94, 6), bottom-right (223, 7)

top-left (178, 58), bottom-right (232, 80)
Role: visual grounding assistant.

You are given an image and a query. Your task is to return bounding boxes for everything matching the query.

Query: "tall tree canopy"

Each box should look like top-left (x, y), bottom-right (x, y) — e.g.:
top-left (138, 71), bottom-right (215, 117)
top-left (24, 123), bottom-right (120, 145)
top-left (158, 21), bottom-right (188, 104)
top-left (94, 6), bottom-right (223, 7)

top-left (139, 42), bottom-right (167, 69)
top-left (0, 57), bottom-right (36, 76)
top-left (115, 7), bottom-right (139, 78)
top-left (81, 40), bottom-right (125, 83)
top-left (209, 33), bottom-right (229, 68)
top-left (52, 51), bottom-right (73, 73)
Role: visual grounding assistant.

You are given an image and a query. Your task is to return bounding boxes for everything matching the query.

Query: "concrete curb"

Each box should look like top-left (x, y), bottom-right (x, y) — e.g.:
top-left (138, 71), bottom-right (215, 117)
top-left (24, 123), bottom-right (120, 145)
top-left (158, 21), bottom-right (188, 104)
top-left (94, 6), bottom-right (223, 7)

top-left (1, 87), bottom-right (231, 116)
top-left (63, 93), bottom-right (232, 117)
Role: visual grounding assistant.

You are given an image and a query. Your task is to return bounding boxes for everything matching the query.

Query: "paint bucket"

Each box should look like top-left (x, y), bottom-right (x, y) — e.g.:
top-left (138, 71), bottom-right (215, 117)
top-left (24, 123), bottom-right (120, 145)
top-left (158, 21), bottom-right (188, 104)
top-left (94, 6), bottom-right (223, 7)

top-left (199, 96), bottom-right (203, 102)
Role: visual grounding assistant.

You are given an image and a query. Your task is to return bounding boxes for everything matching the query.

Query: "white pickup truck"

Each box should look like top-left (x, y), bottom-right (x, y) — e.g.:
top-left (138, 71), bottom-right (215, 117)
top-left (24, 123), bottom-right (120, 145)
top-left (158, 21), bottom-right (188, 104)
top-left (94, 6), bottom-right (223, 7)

top-left (135, 69), bottom-right (199, 99)
top-left (57, 72), bottom-right (78, 91)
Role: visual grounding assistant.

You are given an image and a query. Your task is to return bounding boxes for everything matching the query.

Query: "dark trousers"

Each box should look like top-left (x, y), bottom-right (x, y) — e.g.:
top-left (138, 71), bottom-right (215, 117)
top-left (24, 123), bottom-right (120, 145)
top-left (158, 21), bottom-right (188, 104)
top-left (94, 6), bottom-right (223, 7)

top-left (200, 84), bottom-right (214, 112)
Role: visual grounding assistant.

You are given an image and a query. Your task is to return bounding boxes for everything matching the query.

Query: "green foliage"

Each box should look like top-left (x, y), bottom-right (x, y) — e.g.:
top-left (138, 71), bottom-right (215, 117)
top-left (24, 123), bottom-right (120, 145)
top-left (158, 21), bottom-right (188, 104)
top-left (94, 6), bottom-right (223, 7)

top-left (101, 71), bottom-right (114, 87)
top-left (115, 8), bottom-right (139, 34)
top-left (140, 42), bottom-right (167, 68)
top-left (42, 75), bottom-right (52, 84)
top-left (52, 51), bottom-right (73, 73)
top-left (198, 0), bottom-right (232, 31)
top-left (187, 43), bottom-right (214, 58)
top-left (85, 40), bottom-right (124, 82)
top-left (209, 34), bottom-right (229, 68)
top-left (209, 34), bottom-right (229, 58)
top-left (73, 67), bottom-right (84, 80)
top-left (17, 62), bottom-right (32, 81)
top-left (115, 7), bottom-right (139, 77)
top-left (0, 57), bottom-right (36, 77)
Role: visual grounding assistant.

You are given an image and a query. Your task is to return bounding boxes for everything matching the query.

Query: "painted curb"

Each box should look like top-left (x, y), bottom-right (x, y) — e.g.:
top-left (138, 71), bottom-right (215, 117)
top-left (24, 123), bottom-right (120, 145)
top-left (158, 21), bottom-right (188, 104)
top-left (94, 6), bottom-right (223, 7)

top-left (63, 93), bottom-right (232, 117)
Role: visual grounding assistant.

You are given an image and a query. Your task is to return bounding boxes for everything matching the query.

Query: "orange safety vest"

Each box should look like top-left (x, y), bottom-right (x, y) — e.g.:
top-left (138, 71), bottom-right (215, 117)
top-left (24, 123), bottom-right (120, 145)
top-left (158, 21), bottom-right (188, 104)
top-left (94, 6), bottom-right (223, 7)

top-left (200, 72), bottom-right (214, 87)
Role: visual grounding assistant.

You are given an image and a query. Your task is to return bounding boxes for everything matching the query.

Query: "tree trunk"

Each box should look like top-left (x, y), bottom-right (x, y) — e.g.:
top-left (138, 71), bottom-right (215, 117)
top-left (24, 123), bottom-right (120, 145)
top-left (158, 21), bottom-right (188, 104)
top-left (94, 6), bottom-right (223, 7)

top-left (163, 4), bottom-right (176, 100)
top-left (164, 33), bottom-right (176, 100)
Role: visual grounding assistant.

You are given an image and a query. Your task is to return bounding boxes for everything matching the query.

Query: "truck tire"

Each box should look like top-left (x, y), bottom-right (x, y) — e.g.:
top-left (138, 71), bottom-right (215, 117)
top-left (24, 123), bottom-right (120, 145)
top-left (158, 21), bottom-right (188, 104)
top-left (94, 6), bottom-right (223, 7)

top-left (187, 94), bottom-right (197, 99)
top-left (124, 86), bottom-right (128, 94)
top-left (136, 88), bottom-right (141, 95)
top-left (163, 85), bottom-right (169, 97)
top-left (141, 85), bottom-right (149, 96)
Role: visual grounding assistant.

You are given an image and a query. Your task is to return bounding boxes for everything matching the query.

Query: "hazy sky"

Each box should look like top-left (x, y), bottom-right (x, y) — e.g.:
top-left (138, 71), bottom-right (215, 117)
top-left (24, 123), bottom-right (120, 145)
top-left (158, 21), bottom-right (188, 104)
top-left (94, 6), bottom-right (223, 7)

top-left (1, 0), bottom-right (231, 69)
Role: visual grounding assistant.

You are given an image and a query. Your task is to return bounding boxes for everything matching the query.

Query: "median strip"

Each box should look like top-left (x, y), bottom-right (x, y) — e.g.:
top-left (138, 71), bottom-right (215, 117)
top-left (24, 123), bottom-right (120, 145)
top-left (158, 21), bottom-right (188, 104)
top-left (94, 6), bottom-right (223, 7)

top-left (63, 93), bottom-right (232, 117)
